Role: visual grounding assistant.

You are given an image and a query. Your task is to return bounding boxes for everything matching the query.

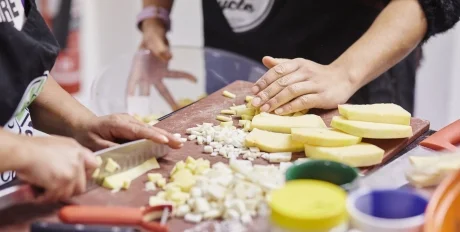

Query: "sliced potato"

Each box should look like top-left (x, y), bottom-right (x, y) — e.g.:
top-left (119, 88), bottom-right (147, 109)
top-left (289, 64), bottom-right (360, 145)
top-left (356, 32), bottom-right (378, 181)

top-left (331, 116), bottom-right (413, 139)
top-left (251, 113), bottom-right (326, 133)
top-left (102, 157), bottom-right (160, 190)
top-left (245, 128), bottom-right (304, 153)
top-left (304, 143), bottom-right (384, 167)
top-left (291, 128), bottom-right (361, 147)
top-left (338, 103), bottom-right (411, 125)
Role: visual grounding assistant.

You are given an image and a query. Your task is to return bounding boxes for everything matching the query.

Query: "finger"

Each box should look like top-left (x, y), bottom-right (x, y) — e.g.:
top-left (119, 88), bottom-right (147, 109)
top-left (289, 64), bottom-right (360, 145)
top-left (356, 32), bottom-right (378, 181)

top-left (139, 78), bottom-right (151, 96)
top-left (262, 56), bottom-right (291, 69)
top-left (126, 53), bottom-right (144, 96)
top-left (251, 60), bottom-right (300, 101)
top-left (80, 147), bottom-right (99, 170)
top-left (74, 160), bottom-right (87, 195)
top-left (92, 139), bottom-right (119, 150)
top-left (38, 185), bottom-right (60, 204)
top-left (275, 94), bottom-right (320, 115)
top-left (146, 35), bottom-right (172, 62)
top-left (108, 120), bottom-right (182, 149)
top-left (150, 126), bottom-right (183, 149)
top-left (166, 70), bottom-right (198, 83)
top-left (152, 80), bottom-right (180, 110)
top-left (256, 73), bottom-right (308, 112)
top-left (261, 81), bottom-right (317, 113)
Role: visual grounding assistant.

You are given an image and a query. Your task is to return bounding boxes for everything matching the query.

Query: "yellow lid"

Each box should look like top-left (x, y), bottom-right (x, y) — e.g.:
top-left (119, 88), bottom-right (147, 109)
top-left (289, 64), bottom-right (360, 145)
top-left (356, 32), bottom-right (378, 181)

top-left (268, 180), bottom-right (348, 230)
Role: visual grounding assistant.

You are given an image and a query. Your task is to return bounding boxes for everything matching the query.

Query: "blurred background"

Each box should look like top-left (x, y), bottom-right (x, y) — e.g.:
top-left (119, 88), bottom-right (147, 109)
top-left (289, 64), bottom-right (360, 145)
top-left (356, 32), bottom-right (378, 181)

top-left (38, 0), bottom-right (460, 130)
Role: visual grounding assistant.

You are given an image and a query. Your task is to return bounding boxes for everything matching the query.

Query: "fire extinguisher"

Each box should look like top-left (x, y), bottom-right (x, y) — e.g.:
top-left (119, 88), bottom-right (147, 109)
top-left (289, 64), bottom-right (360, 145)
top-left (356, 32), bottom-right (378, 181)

top-left (39, 0), bottom-right (81, 94)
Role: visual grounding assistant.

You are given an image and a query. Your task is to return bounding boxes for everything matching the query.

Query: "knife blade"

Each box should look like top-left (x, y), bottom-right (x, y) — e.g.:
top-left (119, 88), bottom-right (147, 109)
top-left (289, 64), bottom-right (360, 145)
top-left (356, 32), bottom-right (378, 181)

top-left (362, 120), bottom-right (460, 189)
top-left (88, 139), bottom-right (169, 190)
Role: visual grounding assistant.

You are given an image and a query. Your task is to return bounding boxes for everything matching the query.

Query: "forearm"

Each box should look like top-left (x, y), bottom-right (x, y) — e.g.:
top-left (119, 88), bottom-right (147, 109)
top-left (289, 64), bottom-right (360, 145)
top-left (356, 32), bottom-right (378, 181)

top-left (143, 0), bottom-right (173, 10)
top-left (29, 77), bottom-right (96, 137)
top-left (0, 129), bottom-right (26, 172)
top-left (331, 0), bottom-right (427, 91)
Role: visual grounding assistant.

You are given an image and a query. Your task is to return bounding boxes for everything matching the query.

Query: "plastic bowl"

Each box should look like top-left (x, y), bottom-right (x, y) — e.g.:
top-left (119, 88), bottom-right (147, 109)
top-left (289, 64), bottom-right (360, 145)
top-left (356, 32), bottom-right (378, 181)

top-left (347, 188), bottom-right (428, 232)
top-left (90, 46), bottom-right (267, 116)
top-left (285, 159), bottom-right (360, 192)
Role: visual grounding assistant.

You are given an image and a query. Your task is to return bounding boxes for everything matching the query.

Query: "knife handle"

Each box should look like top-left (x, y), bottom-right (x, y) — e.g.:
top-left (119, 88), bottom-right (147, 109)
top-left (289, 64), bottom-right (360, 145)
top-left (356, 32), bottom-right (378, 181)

top-left (59, 205), bottom-right (142, 225)
top-left (420, 119), bottom-right (460, 151)
top-left (30, 222), bottom-right (137, 232)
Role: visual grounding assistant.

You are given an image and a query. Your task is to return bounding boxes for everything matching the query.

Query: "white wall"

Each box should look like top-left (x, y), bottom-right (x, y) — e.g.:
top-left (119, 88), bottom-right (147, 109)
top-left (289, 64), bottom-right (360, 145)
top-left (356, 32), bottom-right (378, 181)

top-left (80, 0), bottom-right (459, 129)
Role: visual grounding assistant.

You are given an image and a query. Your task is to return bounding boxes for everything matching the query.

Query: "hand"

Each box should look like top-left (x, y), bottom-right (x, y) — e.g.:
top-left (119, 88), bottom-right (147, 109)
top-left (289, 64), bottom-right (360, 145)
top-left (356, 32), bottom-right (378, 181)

top-left (251, 56), bottom-right (358, 115)
top-left (16, 136), bottom-right (98, 203)
top-left (127, 50), bottom-right (197, 111)
top-left (73, 114), bottom-right (183, 151)
top-left (141, 18), bottom-right (172, 62)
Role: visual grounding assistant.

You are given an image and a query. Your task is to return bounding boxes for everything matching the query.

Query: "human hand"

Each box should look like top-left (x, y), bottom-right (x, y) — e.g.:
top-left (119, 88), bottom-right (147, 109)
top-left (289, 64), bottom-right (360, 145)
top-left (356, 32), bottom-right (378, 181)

top-left (16, 136), bottom-right (98, 203)
top-left (126, 50), bottom-right (197, 111)
top-left (141, 18), bottom-right (172, 62)
top-left (251, 56), bottom-right (358, 115)
top-left (73, 113), bottom-right (183, 151)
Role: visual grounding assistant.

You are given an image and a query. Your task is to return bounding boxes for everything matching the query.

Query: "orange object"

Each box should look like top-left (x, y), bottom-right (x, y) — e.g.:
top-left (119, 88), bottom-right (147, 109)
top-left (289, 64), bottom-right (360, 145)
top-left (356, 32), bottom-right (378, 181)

top-left (424, 170), bottom-right (460, 232)
top-left (59, 204), bottom-right (172, 232)
top-left (420, 119), bottom-right (460, 151)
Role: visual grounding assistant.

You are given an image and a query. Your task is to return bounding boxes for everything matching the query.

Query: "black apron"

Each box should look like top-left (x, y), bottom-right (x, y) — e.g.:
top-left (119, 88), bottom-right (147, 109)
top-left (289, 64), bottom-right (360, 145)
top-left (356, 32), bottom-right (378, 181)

top-left (0, 0), bottom-right (59, 125)
top-left (202, 0), bottom-right (418, 113)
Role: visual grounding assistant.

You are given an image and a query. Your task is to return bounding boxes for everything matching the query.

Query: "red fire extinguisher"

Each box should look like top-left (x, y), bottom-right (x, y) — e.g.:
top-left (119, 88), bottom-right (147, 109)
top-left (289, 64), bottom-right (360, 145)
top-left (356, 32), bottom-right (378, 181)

top-left (39, 0), bottom-right (81, 94)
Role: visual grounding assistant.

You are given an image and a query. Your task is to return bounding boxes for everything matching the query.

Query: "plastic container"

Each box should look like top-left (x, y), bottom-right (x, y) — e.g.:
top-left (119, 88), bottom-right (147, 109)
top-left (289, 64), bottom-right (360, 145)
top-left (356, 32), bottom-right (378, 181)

top-left (424, 170), bottom-right (460, 232)
top-left (268, 180), bottom-right (348, 232)
top-left (347, 188), bottom-right (428, 232)
top-left (90, 47), bottom-right (267, 116)
top-left (285, 160), bottom-right (360, 192)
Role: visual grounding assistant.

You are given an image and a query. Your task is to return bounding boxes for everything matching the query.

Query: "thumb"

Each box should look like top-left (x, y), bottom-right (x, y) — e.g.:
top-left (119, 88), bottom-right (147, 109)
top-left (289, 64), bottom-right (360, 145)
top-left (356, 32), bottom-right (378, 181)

top-left (80, 148), bottom-right (98, 170)
top-left (146, 35), bottom-right (172, 62)
top-left (262, 56), bottom-right (291, 69)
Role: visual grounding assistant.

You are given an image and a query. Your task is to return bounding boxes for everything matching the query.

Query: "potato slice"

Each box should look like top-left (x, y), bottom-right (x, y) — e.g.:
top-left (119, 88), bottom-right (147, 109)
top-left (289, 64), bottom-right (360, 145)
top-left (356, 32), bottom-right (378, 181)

top-left (251, 113), bottom-right (326, 133)
top-left (291, 128), bottom-right (361, 147)
top-left (331, 116), bottom-right (413, 139)
top-left (102, 157), bottom-right (160, 190)
top-left (245, 128), bottom-right (304, 153)
top-left (338, 103), bottom-right (411, 125)
top-left (304, 143), bottom-right (384, 167)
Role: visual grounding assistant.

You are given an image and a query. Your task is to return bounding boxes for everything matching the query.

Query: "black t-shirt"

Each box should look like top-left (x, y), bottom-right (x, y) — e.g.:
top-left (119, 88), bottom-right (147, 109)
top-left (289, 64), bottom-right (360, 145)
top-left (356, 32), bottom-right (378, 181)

top-left (202, 0), bottom-right (418, 113)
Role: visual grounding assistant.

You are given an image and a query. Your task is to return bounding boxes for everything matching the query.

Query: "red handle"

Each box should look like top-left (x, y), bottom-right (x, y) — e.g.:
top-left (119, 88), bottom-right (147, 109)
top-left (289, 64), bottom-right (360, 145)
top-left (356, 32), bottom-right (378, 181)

top-left (59, 205), bottom-right (142, 225)
top-left (420, 119), bottom-right (460, 151)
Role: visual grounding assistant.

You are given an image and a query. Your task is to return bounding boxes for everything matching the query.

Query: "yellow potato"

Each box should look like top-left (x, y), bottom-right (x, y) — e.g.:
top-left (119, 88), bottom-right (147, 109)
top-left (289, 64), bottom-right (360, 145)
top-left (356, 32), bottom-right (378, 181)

top-left (331, 116), bottom-right (413, 139)
top-left (245, 128), bottom-right (304, 153)
top-left (304, 143), bottom-right (384, 167)
top-left (338, 103), bottom-right (411, 125)
top-left (251, 113), bottom-right (326, 133)
top-left (291, 128), bottom-right (361, 147)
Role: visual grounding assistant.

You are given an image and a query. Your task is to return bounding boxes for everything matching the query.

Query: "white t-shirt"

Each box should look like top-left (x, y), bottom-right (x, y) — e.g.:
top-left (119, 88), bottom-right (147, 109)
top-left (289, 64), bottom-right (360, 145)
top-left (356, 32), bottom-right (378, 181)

top-left (0, 0), bottom-right (48, 186)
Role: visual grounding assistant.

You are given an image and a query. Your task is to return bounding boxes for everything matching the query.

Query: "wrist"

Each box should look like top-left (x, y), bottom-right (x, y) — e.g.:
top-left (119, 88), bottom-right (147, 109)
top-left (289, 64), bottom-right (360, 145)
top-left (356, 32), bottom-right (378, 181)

top-left (137, 6), bottom-right (170, 32)
top-left (330, 58), bottom-right (364, 93)
top-left (0, 130), bottom-right (30, 171)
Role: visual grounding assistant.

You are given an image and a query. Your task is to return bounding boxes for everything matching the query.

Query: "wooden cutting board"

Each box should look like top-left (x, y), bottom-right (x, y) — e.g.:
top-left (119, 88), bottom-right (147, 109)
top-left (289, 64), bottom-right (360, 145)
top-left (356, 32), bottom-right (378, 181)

top-left (71, 80), bottom-right (429, 231)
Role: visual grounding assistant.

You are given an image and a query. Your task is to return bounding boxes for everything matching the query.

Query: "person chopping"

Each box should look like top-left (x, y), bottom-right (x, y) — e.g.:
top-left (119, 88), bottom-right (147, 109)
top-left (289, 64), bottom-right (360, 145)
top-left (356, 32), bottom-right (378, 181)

top-left (136, 0), bottom-right (460, 114)
top-left (0, 0), bottom-right (182, 203)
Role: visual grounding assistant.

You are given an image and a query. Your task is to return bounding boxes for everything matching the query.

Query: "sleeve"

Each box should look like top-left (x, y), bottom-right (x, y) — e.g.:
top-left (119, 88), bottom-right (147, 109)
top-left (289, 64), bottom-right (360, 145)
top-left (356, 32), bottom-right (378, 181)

top-left (417, 0), bottom-right (460, 42)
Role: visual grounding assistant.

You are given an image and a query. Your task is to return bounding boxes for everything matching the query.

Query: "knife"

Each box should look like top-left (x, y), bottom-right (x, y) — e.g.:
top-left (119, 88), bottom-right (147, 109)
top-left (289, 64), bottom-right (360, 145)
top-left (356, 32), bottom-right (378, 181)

top-left (0, 139), bottom-right (169, 210)
top-left (361, 119), bottom-right (460, 189)
top-left (88, 139), bottom-right (169, 189)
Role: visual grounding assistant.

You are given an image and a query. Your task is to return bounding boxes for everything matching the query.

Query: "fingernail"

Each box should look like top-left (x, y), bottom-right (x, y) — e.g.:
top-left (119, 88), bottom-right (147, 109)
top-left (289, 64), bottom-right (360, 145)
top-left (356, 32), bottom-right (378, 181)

top-left (252, 97), bottom-right (261, 106)
top-left (161, 135), bottom-right (169, 143)
top-left (275, 108), bottom-right (284, 115)
top-left (251, 86), bottom-right (259, 94)
top-left (260, 104), bottom-right (270, 112)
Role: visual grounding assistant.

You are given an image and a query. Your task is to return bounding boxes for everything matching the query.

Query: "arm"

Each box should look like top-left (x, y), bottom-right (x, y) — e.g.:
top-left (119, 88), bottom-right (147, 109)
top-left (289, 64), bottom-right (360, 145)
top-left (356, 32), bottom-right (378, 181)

top-left (252, 0), bottom-right (435, 113)
top-left (29, 77), bottom-right (96, 137)
top-left (331, 0), bottom-right (428, 92)
top-left (0, 129), bottom-right (25, 172)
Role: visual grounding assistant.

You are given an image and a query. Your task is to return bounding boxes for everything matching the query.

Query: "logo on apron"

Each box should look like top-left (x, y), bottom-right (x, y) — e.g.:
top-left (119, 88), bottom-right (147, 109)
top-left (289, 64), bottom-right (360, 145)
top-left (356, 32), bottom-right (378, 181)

top-left (218, 0), bottom-right (275, 33)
